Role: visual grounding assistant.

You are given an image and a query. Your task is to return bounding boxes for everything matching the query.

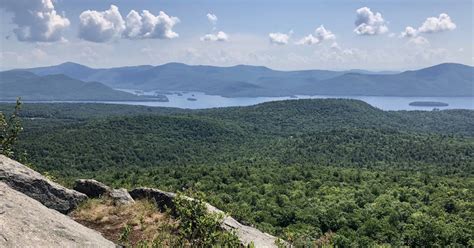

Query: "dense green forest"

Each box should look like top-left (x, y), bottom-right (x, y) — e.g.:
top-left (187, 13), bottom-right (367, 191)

top-left (1, 99), bottom-right (473, 247)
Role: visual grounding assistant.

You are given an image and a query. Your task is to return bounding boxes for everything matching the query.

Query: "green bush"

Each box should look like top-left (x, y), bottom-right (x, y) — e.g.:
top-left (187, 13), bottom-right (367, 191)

top-left (173, 193), bottom-right (240, 247)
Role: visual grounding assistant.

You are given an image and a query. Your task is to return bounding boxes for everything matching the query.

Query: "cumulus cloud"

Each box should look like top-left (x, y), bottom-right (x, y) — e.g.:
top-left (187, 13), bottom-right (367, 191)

top-left (400, 13), bottom-right (455, 43)
top-left (200, 31), bottom-right (228, 42)
top-left (269, 32), bottom-right (290, 45)
top-left (0, 0), bottom-right (70, 42)
top-left (296, 34), bottom-right (319, 45)
top-left (123, 10), bottom-right (180, 39)
top-left (296, 25), bottom-right (335, 45)
top-left (79, 5), bottom-right (125, 42)
top-left (418, 13), bottom-right (456, 33)
top-left (201, 13), bottom-right (228, 42)
top-left (207, 13), bottom-right (218, 25)
top-left (354, 7), bottom-right (388, 35)
top-left (79, 5), bottom-right (179, 42)
top-left (400, 26), bottom-right (418, 38)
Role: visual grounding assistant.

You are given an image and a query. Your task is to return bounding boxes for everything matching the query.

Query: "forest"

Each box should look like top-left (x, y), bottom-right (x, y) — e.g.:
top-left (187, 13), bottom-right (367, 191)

top-left (1, 99), bottom-right (473, 247)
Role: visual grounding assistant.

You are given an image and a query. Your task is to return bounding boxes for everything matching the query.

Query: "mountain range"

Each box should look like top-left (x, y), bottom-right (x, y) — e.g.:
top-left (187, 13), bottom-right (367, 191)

top-left (2, 62), bottom-right (473, 98)
top-left (0, 70), bottom-right (167, 101)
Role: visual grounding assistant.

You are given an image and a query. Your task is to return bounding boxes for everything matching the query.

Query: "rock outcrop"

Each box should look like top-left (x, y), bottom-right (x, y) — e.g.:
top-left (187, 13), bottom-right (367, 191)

top-left (0, 182), bottom-right (116, 248)
top-left (74, 179), bottom-right (135, 205)
top-left (74, 179), bottom-right (109, 198)
top-left (0, 155), bottom-right (87, 213)
top-left (130, 187), bottom-right (286, 248)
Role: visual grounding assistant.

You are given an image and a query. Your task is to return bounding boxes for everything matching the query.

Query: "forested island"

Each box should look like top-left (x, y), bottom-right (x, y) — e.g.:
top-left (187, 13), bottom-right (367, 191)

top-left (1, 99), bottom-right (472, 247)
top-left (409, 101), bottom-right (449, 107)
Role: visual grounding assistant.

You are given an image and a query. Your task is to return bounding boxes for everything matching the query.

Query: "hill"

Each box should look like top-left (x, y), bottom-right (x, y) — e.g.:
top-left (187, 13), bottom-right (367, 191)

top-left (18, 62), bottom-right (474, 97)
top-left (0, 71), bottom-right (168, 101)
top-left (311, 63), bottom-right (474, 96)
top-left (2, 99), bottom-right (473, 246)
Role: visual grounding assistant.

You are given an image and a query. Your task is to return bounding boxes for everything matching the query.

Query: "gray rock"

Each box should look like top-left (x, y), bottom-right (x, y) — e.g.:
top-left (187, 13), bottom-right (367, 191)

top-left (109, 188), bottom-right (135, 205)
top-left (129, 187), bottom-right (176, 211)
top-left (0, 155), bottom-right (87, 214)
top-left (74, 179), bottom-right (110, 198)
top-left (129, 187), bottom-right (287, 247)
top-left (0, 182), bottom-right (116, 248)
top-left (75, 179), bottom-right (134, 205)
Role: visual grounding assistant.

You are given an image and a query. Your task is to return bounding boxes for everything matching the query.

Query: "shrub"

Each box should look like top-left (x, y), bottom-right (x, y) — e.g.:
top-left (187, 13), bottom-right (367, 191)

top-left (173, 193), bottom-right (240, 247)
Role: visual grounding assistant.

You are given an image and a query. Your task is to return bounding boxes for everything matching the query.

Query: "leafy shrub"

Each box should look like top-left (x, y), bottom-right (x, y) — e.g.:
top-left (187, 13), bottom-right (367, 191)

top-left (173, 193), bottom-right (240, 247)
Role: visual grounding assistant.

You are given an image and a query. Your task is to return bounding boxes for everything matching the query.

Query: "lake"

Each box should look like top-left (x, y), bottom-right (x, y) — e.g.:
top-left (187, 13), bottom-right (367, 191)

top-left (108, 90), bottom-right (474, 111)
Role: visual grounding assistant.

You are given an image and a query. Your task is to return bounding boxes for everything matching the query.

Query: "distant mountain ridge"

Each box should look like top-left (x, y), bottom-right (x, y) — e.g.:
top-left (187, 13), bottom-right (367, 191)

top-left (0, 70), bottom-right (168, 101)
top-left (10, 62), bottom-right (474, 97)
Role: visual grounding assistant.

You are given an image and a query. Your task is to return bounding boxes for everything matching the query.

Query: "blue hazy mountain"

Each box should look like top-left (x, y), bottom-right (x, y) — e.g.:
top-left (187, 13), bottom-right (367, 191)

top-left (0, 70), bottom-right (167, 101)
top-left (16, 62), bottom-right (474, 97)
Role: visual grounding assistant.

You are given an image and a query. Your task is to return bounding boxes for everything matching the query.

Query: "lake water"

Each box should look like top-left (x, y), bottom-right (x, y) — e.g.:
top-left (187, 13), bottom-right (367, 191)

top-left (109, 90), bottom-right (473, 111)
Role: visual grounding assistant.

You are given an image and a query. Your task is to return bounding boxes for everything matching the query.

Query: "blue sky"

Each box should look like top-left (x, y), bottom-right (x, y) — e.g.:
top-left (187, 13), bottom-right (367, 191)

top-left (0, 0), bottom-right (472, 71)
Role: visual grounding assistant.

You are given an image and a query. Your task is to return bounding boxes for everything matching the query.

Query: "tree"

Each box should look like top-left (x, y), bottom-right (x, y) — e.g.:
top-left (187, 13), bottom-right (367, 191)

top-left (0, 98), bottom-right (23, 158)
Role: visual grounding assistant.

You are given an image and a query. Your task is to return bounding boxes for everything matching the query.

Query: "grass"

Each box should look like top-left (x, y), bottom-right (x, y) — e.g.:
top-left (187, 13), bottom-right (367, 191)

top-left (71, 198), bottom-right (185, 247)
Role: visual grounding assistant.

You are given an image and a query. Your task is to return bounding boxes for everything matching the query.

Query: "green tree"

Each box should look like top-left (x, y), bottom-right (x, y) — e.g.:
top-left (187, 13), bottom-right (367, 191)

top-left (0, 98), bottom-right (23, 158)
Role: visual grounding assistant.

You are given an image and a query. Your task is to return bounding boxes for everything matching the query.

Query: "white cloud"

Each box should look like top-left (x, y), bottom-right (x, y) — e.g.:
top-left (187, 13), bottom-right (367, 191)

top-left (296, 25), bottom-right (335, 45)
top-left (123, 10), bottom-right (180, 39)
top-left (200, 31), bottom-right (229, 42)
top-left (400, 26), bottom-right (418, 38)
top-left (354, 7), bottom-right (388, 35)
top-left (296, 34), bottom-right (319, 45)
top-left (269, 32), bottom-right (290, 45)
top-left (409, 36), bottom-right (430, 46)
top-left (78, 5), bottom-right (125, 42)
top-left (315, 25), bottom-right (336, 40)
top-left (418, 13), bottom-right (456, 33)
top-left (0, 0), bottom-right (70, 42)
top-left (79, 6), bottom-right (180, 42)
top-left (207, 13), bottom-right (218, 25)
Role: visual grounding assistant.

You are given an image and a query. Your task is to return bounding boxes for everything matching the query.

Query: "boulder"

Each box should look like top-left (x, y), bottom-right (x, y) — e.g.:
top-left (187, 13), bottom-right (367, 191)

top-left (74, 179), bottom-right (134, 205)
top-left (0, 182), bottom-right (116, 248)
top-left (129, 187), bottom-right (176, 211)
top-left (129, 187), bottom-right (286, 247)
top-left (74, 179), bottom-right (110, 198)
top-left (109, 188), bottom-right (135, 205)
top-left (0, 155), bottom-right (87, 214)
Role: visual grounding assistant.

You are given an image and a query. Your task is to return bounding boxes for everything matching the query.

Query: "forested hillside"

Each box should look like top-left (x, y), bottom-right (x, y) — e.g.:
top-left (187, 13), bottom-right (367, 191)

top-left (2, 99), bottom-right (473, 247)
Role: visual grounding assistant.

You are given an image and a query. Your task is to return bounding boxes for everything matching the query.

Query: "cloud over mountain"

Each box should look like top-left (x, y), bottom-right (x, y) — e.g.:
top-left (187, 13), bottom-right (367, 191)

top-left (79, 5), bottom-right (179, 42)
top-left (123, 10), bottom-right (180, 39)
top-left (201, 31), bottom-right (229, 42)
top-left (201, 13), bottom-right (228, 42)
top-left (0, 0), bottom-right (70, 42)
top-left (297, 25), bottom-right (335, 45)
top-left (354, 7), bottom-right (388, 35)
top-left (399, 13), bottom-right (455, 47)
top-left (269, 32), bottom-right (290, 45)
top-left (79, 5), bottom-right (125, 42)
top-left (418, 13), bottom-right (456, 33)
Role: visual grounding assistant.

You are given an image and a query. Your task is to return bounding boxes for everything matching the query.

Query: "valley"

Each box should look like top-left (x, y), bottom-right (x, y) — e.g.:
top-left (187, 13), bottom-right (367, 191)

top-left (2, 99), bottom-right (472, 247)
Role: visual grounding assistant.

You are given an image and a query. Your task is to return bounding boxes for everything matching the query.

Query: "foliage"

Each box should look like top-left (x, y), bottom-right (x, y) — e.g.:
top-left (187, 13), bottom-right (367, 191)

top-left (173, 193), bottom-right (240, 247)
top-left (5, 99), bottom-right (474, 246)
top-left (0, 98), bottom-right (23, 158)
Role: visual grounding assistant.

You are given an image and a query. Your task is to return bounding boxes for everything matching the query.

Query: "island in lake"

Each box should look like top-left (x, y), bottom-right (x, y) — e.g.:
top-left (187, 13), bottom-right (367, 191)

top-left (409, 101), bottom-right (449, 107)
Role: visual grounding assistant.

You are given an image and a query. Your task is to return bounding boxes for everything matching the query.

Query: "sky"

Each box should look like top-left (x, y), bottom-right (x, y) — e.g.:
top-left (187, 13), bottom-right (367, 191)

top-left (0, 0), bottom-right (472, 71)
